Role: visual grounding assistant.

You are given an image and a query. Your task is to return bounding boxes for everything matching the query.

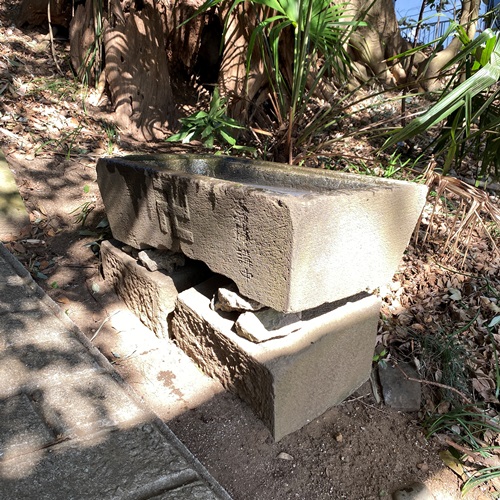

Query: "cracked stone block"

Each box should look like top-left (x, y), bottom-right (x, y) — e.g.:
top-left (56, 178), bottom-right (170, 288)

top-left (100, 239), bottom-right (210, 337)
top-left (172, 277), bottom-right (381, 441)
top-left (97, 154), bottom-right (427, 312)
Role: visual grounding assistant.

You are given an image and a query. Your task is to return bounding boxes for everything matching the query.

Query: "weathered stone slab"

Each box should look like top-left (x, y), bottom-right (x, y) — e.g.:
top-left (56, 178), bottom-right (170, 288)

top-left (172, 277), bottom-right (381, 441)
top-left (0, 393), bottom-right (56, 461)
top-left (32, 372), bottom-right (151, 439)
top-left (0, 348), bottom-right (105, 400)
top-left (0, 423), bottom-right (210, 499)
top-left (97, 154), bottom-right (428, 312)
top-left (100, 239), bottom-right (210, 337)
top-left (0, 242), bottom-right (232, 500)
top-left (1, 310), bottom-right (77, 349)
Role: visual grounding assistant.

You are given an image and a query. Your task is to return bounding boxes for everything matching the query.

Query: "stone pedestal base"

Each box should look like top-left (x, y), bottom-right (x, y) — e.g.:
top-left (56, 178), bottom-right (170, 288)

top-left (172, 277), bottom-right (381, 440)
top-left (100, 240), bottom-right (209, 337)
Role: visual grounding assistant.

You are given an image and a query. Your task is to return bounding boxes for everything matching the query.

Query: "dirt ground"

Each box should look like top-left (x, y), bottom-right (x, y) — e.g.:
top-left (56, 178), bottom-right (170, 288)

top-left (1, 3), bottom-right (499, 498)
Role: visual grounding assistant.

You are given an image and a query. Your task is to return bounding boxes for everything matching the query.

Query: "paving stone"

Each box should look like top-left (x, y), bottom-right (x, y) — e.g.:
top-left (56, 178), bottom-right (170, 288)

top-left (0, 393), bottom-right (55, 461)
top-left (172, 277), bottom-right (381, 440)
top-left (150, 481), bottom-right (223, 499)
top-left (0, 277), bottom-right (40, 314)
top-left (0, 149), bottom-right (30, 240)
top-left (97, 154), bottom-right (427, 312)
top-left (0, 243), bottom-right (231, 500)
top-left (0, 423), bottom-right (212, 500)
top-left (0, 348), bottom-right (105, 399)
top-left (31, 371), bottom-right (151, 439)
top-left (0, 310), bottom-right (78, 350)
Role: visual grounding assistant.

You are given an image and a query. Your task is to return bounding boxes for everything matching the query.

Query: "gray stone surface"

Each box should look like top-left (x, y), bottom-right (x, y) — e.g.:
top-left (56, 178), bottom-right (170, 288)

top-left (30, 372), bottom-right (150, 439)
top-left (97, 154), bottom-right (428, 312)
top-left (101, 239), bottom-right (210, 337)
top-left (138, 248), bottom-right (185, 272)
top-left (172, 277), bottom-right (381, 441)
top-left (0, 309), bottom-right (82, 350)
top-left (0, 242), bottom-right (231, 500)
top-left (0, 393), bottom-right (56, 461)
top-left (1, 425), bottom-right (201, 499)
top-left (378, 362), bottom-right (422, 412)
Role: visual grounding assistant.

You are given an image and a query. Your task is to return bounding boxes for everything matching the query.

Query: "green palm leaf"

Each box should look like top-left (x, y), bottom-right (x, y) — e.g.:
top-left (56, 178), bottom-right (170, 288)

top-left (384, 31), bottom-right (500, 150)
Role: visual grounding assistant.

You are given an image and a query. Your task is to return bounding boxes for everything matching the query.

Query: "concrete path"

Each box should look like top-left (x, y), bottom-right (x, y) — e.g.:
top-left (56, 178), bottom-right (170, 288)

top-left (0, 242), bottom-right (231, 500)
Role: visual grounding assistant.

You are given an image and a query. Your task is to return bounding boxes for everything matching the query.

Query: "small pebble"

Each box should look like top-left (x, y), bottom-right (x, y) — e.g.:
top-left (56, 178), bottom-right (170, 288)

top-left (416, 462), bottom-right (429, 472)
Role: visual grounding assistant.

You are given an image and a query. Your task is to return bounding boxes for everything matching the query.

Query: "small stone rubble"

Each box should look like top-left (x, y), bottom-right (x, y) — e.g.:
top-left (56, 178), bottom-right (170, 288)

top-left (212, 283), bottom-right (263, 313)
top-left (138, 248), bottom-right (185, 273)
top-left (235, 308), bottom-right (302, 343)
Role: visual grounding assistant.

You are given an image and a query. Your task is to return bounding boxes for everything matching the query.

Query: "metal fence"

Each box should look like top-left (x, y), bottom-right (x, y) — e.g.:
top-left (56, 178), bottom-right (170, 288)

top-left (399, 2), bottom-right (499, 48)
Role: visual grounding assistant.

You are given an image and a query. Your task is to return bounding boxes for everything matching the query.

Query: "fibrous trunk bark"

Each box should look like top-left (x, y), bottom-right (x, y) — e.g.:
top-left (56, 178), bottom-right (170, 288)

top-left (346, 0), bottom-right (415, 86)
top-left (102, 0), bottom-right (177, 140)
top-left (17, 0), bottom-right (72, 27)
top-left (418, 0), bottom-right (481, 91)
top-left (216, 3), bottom-right (268, 121)
top-left (69, 1), bottom-right (97, 84)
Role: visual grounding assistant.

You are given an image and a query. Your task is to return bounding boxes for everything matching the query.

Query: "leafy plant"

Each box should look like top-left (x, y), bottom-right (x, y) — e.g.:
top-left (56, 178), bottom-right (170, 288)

top-left (77, 0), bottom-right (105, 86)
top-left (384, 27), bottom-right (500, 183)
top-left (334, 151), bottom-right (422, 180)
top-left (189, 0), bottom-right (363, 162)
top-left (167, 87), bottom-right (248, 150)
top-left (372, 348), bottom-right (388, 367)
top-left (80, 217), bottom-right (112, 255)
top-left (26, 77), bottom-right (81, 101)
top-left (69, 201), bottom-right (95, 227)
top-left (487, 315), bottom-right (500, 399)
top-left (102, 122), bottom-right (118, 154)
top-left (426, 407), bottom-right (500, 495)
top-left (418, 327), bottom-right (471, 404)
